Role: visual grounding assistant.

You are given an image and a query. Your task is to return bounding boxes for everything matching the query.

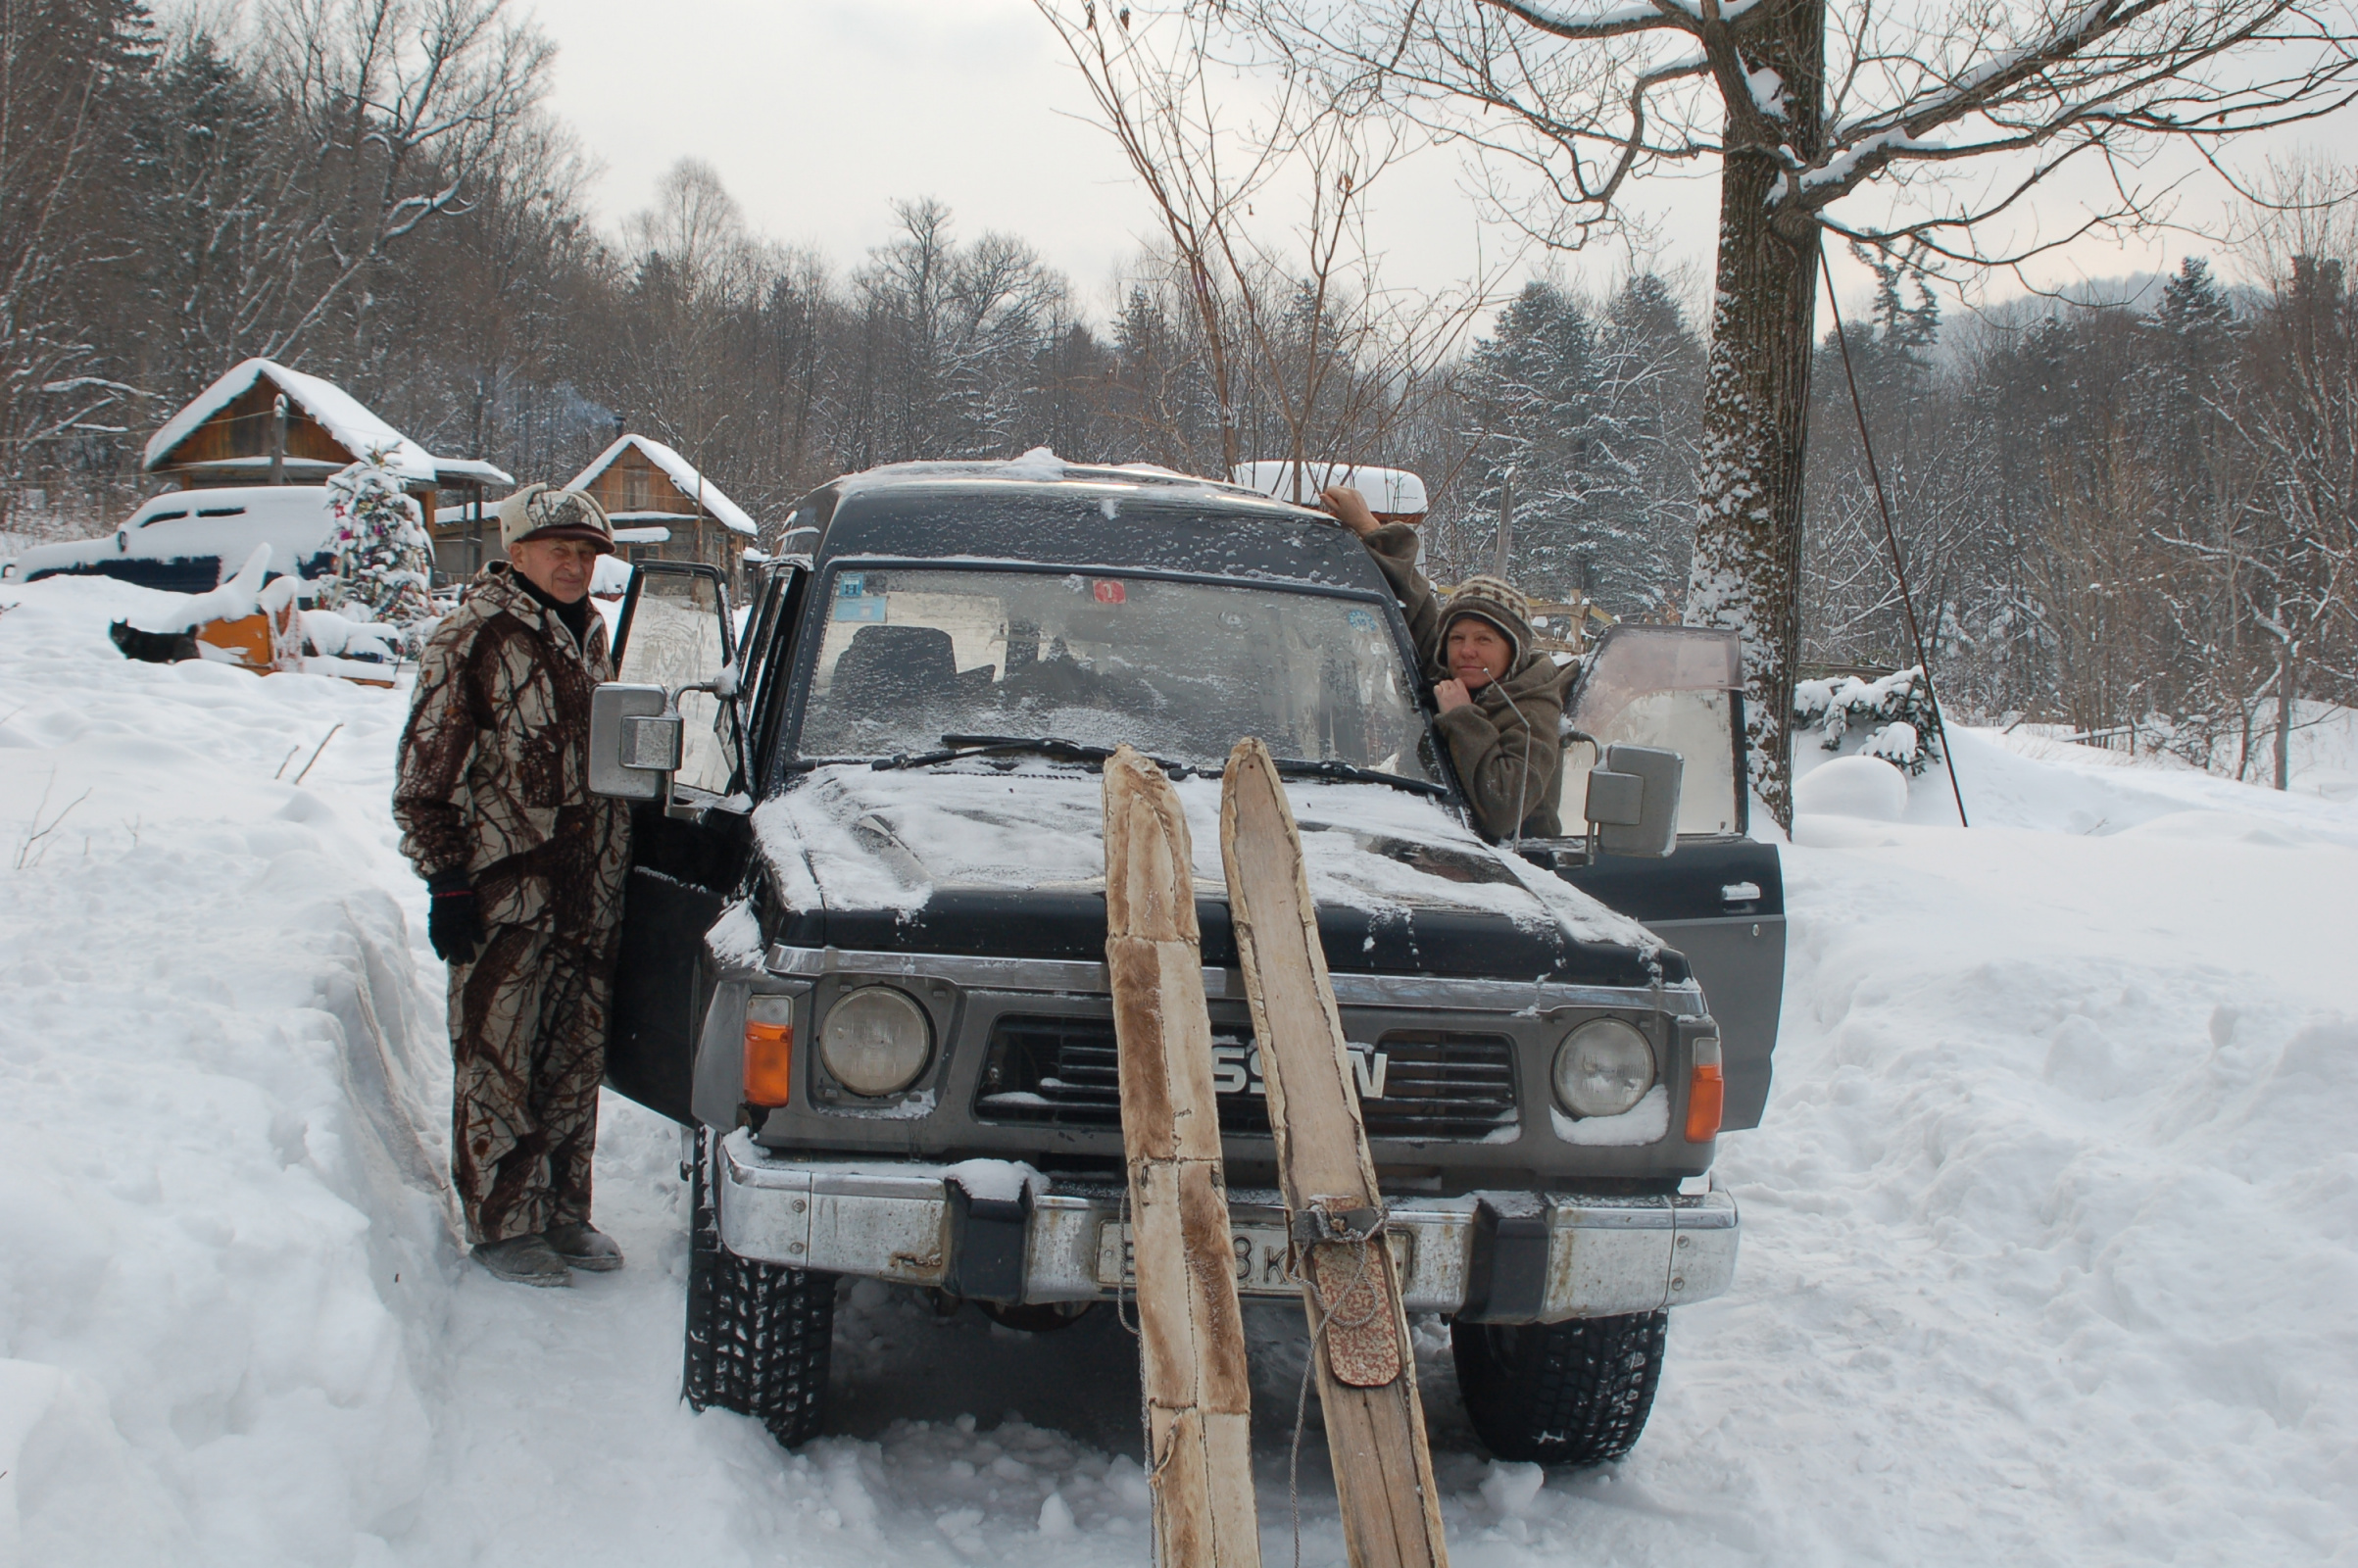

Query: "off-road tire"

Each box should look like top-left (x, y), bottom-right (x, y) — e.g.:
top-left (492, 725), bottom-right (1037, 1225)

top-left (683, 1130), bottom-right (834, 1447)
top-left (1450, 1310), bottom-right (1668, 1466)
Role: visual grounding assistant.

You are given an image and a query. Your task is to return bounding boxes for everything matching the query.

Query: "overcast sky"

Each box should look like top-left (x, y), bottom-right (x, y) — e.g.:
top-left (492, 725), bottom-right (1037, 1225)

top-left (542, 0), bottom-right (2342, 324)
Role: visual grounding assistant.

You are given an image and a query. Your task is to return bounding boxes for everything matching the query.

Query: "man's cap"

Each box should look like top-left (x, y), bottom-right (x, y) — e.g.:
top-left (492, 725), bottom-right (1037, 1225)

top-left (498, 483), bottom-right (614, 555)
top-left (1442, 574), bottom-right (1535, 667)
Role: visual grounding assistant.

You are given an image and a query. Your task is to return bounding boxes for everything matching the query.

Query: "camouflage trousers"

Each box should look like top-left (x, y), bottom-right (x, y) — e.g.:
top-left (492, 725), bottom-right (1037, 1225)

top-left (447, 923), bottom-right (616, 1245)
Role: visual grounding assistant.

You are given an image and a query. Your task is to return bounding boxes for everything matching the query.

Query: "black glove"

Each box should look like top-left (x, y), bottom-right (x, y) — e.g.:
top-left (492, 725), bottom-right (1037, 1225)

top-left (426, 870), bottom-right (485, 965)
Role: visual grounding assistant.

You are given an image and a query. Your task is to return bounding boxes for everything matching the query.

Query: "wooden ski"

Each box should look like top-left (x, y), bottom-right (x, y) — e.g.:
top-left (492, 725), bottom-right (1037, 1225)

top-left (1103, 744), bottom-right (1261, 1568)
top-left (1219, 738), bottom-right (1449, 1568)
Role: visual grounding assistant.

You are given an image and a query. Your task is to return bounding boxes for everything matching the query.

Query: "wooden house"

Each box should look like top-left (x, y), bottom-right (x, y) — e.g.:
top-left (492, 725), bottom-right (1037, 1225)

top-left (565, 435), bottom-right (759, 573)
top-left (143, 359), bottom-right (513, 579)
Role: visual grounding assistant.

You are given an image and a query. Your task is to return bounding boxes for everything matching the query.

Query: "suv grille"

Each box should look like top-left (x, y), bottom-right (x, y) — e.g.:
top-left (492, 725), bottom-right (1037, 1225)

top-left (974, 1016), bottom-right (1518, 1141)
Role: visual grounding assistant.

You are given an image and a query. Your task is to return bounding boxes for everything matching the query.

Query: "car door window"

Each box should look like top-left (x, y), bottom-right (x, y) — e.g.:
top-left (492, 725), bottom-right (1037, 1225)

top-left (1559, 625), bottom-right (1744, 836)
top-left (617, 564), bottom-right (738, 797)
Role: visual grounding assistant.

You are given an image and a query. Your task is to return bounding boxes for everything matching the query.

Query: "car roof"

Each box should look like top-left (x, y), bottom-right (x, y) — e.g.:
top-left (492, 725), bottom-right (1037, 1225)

top-left (128, 486), bottom-right (333, 525)
top-left (798, 462), bottom-right (1385, 594)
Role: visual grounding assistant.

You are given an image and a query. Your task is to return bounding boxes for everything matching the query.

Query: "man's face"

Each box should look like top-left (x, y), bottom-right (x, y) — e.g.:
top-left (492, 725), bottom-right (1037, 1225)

top-left (1446, 617), bottom-right (1513, 690)
top-left (510, 536), bottom-right (601, 604)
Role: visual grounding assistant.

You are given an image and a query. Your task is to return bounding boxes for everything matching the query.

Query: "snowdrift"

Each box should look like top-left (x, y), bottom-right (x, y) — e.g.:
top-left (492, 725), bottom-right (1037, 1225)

top-left (4, 568), bottom-right (2354, 1565)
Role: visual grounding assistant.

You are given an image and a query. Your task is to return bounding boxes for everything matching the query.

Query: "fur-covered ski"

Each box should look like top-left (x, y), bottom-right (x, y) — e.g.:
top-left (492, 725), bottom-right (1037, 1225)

top-left (1103, 744), bottom-right (1260, 1568)
top-left (1219, 738), bottom-right (1449, 1568)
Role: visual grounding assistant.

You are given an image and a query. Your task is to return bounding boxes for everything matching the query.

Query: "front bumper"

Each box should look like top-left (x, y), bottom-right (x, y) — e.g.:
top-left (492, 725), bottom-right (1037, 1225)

top-left (713, 1131), bottom-right (1738, 1323)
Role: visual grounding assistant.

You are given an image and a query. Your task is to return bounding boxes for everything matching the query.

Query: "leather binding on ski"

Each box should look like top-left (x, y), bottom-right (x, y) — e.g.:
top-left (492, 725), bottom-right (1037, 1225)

top-left (1219, 737), bottom-right (1449, 1568)
top-left (1103, 744), bottom-right (1261, 1568)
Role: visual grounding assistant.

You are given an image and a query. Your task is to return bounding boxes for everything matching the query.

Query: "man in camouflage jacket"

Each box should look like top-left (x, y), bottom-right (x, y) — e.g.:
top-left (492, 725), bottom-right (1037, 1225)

top-left (394, 484), bottom-right (632, 1287)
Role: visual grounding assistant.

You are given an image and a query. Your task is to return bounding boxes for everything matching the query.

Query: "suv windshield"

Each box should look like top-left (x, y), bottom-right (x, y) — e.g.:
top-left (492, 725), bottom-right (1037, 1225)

top-left (795, 566), bottom-right (1435, 780)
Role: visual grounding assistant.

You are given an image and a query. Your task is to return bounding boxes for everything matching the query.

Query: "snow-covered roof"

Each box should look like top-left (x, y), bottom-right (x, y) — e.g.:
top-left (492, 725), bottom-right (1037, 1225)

top-left (565, 434), bottom-right (757, 537)
top-left (1232, 461), bottom-right (1428, 514)
top-left (143, 359), bottom-right (513, 488)
top-left (435, 456), bottom-right (514, 486)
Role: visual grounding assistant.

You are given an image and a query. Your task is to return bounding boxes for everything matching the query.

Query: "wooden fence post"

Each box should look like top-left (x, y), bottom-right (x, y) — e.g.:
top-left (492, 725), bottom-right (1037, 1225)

top-left (1104, 744), bottom-right (1261, 1568)
top-left (1220, 738), bottom-right (1449, 1568)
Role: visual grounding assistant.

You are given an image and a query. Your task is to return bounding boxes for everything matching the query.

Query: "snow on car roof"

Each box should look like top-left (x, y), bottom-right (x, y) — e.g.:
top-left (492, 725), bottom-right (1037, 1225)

top-left (832, 447), bottom-right (1277, 509)
top-left (12, 485), bottom-right (345, 581)
top-left (565, 434), bottom-right (759, 537)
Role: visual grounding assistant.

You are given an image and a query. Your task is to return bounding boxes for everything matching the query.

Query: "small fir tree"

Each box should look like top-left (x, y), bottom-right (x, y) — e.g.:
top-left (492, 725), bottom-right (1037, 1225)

top-left (319, 450), bottom-right (434, 639)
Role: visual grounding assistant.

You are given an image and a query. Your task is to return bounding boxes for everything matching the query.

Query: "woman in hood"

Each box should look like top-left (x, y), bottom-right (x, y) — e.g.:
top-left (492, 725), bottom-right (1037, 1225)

top-left (1322, 485), bottom-right (1565, 841)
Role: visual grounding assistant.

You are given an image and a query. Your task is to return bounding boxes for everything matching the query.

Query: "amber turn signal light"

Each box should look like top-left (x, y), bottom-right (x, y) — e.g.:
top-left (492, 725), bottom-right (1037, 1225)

top-left (744, 999), bottom-right (795, 1107)
top-left (1684, 1034), bottom-right (1724, 1143)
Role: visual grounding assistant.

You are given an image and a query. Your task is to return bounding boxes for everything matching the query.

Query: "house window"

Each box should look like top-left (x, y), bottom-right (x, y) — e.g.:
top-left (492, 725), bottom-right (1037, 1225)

top-left (628, 468), bottom-right (653, 511)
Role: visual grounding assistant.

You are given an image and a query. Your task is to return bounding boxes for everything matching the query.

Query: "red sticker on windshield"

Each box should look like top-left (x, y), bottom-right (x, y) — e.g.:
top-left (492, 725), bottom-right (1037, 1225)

top-left (1092, 579), bottom-right (1126, 604)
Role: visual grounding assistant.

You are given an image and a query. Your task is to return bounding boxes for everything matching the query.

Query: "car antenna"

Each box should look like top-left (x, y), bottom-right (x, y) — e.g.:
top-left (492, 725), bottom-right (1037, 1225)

top-left (1820, 249), bottom-right (1970, 828)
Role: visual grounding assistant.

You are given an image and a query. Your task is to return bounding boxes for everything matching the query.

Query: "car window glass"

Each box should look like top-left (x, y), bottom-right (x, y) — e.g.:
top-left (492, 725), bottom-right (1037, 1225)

top-left (619, 571), bottom-right (736, 795)
top-left (795, 566), bottom-right (1431, 780)
top-left (1560, 688), bottom-right (1740, 835)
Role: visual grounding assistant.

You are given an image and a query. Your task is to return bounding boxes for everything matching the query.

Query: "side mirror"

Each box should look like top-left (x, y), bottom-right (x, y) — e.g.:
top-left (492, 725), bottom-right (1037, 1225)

top-left (1585, 743), bottom-right (1682, 858)
top-left (589, 683), bottom-right (683, 801)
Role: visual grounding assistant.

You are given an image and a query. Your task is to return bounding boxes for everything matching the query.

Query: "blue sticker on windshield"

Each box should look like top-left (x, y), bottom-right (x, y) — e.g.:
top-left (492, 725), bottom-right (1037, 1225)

top-left (1347, 609), bottom-right (1376, 631)
top-left (834, 596), bottom-right (887, 623)
top-left (836, 573), bottom-right (866, 597)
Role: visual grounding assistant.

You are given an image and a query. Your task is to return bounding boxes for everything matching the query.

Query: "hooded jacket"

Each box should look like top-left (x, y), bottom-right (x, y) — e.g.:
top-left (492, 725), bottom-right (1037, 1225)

top-left (393, 563), bottom-right (631, 942)
top-left (1362, 522), bottom-right (1566, 839)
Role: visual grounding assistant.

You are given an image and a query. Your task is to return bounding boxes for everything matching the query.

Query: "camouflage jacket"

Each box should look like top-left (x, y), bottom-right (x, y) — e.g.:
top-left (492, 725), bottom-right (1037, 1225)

top-left (1363, 522), bottom-right (1567, 840)
top-left (394, 564), bottom-right (630, 942)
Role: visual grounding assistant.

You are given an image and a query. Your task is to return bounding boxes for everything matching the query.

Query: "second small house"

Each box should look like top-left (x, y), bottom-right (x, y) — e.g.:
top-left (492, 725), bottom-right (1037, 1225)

top-left (565, 435), bottom-right (758, 576)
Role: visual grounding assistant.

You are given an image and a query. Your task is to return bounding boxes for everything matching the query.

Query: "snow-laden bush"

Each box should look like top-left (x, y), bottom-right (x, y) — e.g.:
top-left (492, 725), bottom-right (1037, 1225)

top-left (317, 451), bottom-right (433, 644)
top-left (1794, 666), bottom-right (1942, 774)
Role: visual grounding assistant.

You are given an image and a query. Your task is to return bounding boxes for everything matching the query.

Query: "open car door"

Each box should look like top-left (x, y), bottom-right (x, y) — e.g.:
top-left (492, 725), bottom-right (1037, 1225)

top-left (601, 562), bottom-right (754, 1124)
top-left (1543, 625), bottom-right (1787, 1130)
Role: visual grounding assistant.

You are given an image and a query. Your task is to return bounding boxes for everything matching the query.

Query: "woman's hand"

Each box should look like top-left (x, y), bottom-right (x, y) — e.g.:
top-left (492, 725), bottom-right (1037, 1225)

top-left (1433, 677), bottom-right (1472, 713)
top-left (1319, 485), bottom-right (1381, 539)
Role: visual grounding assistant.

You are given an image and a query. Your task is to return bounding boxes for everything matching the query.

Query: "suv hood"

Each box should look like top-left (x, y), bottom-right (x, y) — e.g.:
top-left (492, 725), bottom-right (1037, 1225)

top-left (751, 763), bottom-right (1675, 985)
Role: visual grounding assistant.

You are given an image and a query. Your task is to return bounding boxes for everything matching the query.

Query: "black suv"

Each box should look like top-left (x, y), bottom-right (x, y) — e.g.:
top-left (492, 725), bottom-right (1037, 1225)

top-left (586, 460), bottom-right (1784, 1466)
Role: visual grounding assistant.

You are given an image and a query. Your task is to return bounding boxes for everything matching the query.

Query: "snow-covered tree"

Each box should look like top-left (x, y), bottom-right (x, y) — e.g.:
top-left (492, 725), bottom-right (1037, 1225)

top-left (1462, 278), bottom-right (1679, 611)
top-left (319, 452), bottom-right (434, 636)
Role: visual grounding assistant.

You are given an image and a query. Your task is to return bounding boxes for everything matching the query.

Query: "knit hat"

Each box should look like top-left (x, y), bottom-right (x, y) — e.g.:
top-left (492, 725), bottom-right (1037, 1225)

top-left (498, 483), bottom-right (614, 555)
top-left (1441, 574), bottom-right (1534, 666)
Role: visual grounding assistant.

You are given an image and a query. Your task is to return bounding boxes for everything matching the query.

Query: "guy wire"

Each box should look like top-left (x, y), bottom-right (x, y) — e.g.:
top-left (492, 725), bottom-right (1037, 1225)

top-left (1819, 247), bottom-right (1971, 828)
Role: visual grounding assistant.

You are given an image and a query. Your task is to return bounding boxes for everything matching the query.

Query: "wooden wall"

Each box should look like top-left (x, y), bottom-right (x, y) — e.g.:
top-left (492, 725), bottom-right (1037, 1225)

top-left (162, 379), bottom-right (353, 473)
top-left (578, 445), bottom-right (734, 568)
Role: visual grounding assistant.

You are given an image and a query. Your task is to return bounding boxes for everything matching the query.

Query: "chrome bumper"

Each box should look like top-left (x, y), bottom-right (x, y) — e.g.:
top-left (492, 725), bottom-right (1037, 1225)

top-left (714, 1132), bottom-right (1738, 1323)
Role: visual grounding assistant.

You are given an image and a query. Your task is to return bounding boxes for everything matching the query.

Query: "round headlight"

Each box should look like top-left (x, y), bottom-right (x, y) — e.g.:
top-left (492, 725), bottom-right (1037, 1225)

top-left (819, 986), bottom-right (932, 1097)
top-left (1552, 1018), bottom-right (1656, 1118)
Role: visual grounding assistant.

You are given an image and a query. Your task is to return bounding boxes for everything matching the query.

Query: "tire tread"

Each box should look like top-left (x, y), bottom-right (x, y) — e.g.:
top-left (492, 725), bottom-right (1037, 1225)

top-left (683, 1131), bottom-right (834, 1447)
top-left (1451, 1310), bottom-right (1668, 1466)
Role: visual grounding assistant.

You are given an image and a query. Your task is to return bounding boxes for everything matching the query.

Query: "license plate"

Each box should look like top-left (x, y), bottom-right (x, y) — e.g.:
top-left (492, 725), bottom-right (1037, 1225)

top-left (1095, 1221), bottom-right (1412, 1297)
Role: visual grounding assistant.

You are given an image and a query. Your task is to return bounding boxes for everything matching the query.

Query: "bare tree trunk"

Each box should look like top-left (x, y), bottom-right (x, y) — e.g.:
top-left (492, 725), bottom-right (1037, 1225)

top-left (1683, 0), bottom-right (1826, 830)
top-left (2275, 641), bottom-right (2295, 791)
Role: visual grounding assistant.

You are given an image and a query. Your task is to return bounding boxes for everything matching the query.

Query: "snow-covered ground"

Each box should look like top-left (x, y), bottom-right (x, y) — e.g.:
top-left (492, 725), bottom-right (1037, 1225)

top-left (3, 573), bottom-right (2354, 1566)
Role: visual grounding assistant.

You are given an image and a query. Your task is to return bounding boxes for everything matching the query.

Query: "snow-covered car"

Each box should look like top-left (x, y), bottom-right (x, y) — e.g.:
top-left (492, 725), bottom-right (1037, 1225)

top-left (4, 486), bottom-right (339, 594)
top-left (585, 459), bottom-right (1785, 1465)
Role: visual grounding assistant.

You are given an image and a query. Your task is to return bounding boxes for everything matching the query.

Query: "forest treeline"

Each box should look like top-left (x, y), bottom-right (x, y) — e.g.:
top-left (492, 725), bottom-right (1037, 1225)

top-left (4, 0), bottom-right (2351, 764)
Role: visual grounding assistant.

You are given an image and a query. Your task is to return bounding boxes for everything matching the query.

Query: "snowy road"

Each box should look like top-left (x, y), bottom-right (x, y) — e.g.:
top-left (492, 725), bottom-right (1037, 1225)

top-left (4, 574), bottom-right (2355, 1566)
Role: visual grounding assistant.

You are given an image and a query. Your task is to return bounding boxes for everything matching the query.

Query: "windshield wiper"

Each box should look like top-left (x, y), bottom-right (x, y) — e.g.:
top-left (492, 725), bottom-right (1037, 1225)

top-left (1267, 756), bottom-right (1449, 798)
top-left (874, 733), bottom-right (1195, 777)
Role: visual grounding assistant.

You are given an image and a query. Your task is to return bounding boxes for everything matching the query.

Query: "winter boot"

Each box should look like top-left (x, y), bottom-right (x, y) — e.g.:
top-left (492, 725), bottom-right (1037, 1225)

top-left (544, 1221), bottom-right (624, 1272)
top-left (472, 1233), bottom-right (572, 1288)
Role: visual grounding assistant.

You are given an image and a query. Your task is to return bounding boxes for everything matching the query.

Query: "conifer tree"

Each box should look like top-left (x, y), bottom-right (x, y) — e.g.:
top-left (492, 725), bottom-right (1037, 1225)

top-left (319, 452), bottom-right (435, 640)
